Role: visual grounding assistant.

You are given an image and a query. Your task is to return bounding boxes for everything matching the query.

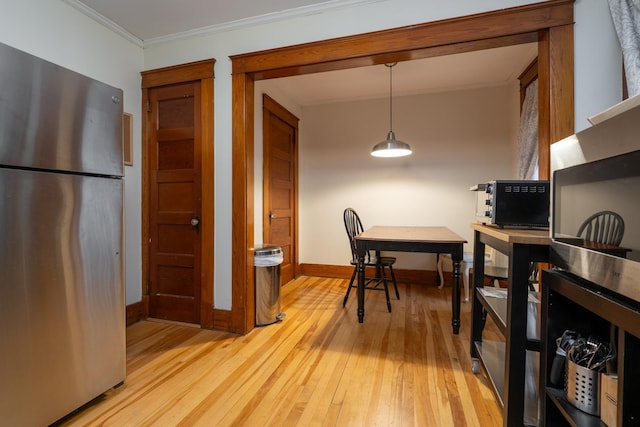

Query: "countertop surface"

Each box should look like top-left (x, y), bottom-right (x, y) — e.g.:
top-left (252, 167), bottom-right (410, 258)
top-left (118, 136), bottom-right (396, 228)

top-left (471, 223), bottom-right (551, 245)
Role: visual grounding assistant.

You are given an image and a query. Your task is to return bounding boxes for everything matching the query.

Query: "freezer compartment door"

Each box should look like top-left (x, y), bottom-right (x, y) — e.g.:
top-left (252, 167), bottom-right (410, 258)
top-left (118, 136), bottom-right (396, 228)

top-left (0, 42), bottom-right (123, 177)
top-left (0, 168), bottom-right (125, 426)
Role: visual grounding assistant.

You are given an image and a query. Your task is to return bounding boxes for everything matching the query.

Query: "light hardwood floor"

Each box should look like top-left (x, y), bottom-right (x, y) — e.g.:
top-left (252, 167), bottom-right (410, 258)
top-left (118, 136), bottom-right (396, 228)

top-left (59, 276), bottom-right (503, 426)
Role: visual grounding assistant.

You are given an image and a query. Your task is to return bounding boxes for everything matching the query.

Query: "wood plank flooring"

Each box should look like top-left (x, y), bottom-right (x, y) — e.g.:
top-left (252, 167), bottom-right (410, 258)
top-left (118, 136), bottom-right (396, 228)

top-left (58, 276), bottom-right (503, 426)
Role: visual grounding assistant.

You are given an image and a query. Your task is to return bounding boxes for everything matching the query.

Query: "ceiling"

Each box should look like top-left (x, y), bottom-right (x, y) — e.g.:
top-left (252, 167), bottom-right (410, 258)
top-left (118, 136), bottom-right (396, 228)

top-left (269, 45), bottom-right (537, 106)
top-left (68, 0), bottom-right (538, 106)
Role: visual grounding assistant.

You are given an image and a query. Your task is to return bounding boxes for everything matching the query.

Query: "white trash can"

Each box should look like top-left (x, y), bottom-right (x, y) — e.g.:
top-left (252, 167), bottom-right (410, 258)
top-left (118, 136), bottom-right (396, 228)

top-left (254, 244), bottom-right (285, 326)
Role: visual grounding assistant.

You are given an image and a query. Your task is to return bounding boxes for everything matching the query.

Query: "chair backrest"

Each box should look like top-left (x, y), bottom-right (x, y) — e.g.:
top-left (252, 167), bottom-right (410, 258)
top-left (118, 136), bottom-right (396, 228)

top-left (343, 208), bottom-right (370, 263)
top-left (577, 210), bottom-right (625, 246)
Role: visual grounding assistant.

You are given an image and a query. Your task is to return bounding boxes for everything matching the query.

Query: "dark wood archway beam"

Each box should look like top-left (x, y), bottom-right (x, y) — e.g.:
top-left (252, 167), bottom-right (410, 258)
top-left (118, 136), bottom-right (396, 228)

top-left (231, 1), bottom-right (572, 79)
top-left (238, 33), bottom-right (538, 81)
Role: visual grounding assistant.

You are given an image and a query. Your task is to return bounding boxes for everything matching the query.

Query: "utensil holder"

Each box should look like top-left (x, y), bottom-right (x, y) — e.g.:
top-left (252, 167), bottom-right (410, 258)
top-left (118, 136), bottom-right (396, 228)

top-left (565, 359), bottom-right (600, 416)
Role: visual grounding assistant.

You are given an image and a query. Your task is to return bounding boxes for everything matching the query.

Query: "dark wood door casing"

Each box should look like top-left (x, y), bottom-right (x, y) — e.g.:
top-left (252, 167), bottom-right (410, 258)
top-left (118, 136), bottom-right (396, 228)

top-left (230, 1), bottom-right (575, 334)
top-left (141, 59), bottom-right (216, 329)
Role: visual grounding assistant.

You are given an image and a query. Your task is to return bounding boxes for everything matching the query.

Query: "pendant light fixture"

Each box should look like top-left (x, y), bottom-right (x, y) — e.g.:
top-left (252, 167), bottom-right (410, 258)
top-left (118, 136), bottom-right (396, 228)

top-left (371, 62), bottom-right (412, 158)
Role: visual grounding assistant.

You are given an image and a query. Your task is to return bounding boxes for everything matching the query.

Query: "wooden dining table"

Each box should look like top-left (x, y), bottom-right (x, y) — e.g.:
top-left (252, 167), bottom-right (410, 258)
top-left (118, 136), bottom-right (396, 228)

top-left (354, 226), bottom-right (467, 334)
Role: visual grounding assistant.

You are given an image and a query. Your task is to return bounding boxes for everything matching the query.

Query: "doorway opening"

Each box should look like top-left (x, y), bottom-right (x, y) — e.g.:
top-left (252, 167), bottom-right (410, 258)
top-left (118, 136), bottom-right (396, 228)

top-left (229, 1), bottom-right (574, 333)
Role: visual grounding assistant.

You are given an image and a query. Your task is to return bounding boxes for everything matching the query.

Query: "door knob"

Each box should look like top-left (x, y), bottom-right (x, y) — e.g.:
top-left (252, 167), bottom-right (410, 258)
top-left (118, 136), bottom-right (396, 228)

top-left (269, 212), bottom-right (276, 224)
top-left (191, 216), bottom-right (200, 232)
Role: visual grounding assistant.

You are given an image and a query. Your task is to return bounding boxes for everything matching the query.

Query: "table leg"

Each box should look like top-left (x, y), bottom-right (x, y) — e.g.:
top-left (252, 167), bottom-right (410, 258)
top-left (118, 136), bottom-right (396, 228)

top-left (502, 244), bottom-right (531, 426)
top-left (357, 254), bottom-right (365, 323)
top-left (452, 254), bottom-right (462, 335)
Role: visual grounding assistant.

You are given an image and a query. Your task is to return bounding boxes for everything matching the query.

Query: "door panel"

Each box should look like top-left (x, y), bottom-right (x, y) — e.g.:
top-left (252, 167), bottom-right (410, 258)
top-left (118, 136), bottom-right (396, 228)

top-left (263, 95), bottom-right (298, 285)
top-left (149, 82), bottom-right (202, 324)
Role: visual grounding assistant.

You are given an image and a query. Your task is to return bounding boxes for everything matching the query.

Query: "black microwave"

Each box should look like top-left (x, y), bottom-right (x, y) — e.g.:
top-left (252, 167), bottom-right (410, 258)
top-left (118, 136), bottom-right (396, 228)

top-left (472, 180), bottom-right (550, 228)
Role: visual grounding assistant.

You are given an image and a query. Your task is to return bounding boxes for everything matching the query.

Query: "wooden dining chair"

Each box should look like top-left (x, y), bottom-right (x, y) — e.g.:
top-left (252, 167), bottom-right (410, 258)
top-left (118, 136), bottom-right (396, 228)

top-left (577, 210), bottom-right (625, 246)
top-left (343, 208), bottom-right (399, 312)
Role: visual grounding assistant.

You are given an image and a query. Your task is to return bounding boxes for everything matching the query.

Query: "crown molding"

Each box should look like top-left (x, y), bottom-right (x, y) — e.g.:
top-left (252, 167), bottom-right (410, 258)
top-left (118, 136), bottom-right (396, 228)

top-left (64, 0), bottom-right (382, 48)
top-left (144, 0), bottom-right (383, 46)
top-left (64, 0), bottom-right (144, 47)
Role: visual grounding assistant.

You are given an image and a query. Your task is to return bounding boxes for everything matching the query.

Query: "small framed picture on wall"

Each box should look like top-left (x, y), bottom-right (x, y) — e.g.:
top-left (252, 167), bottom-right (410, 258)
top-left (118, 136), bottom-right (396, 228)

top-left (123, 112), bottom-right (133, 166)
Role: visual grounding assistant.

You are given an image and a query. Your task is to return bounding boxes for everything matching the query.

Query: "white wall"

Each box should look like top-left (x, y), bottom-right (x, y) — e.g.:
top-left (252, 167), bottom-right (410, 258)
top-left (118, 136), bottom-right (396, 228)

top-left (1, 0), bottom-right (144, 305)
top-left (256, 79), bottom-right (518, 272)
top-left (298, 85), bottom-right (516, 269)
top-left (3, 0), bottom-right (625, 311)
top-left (574, 0), bottom-right (623, 131)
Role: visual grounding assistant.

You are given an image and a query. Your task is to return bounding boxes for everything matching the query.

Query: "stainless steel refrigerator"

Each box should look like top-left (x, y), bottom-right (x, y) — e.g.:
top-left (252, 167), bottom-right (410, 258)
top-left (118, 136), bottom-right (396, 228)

top-left (0, 43), bottom-right (125, 426)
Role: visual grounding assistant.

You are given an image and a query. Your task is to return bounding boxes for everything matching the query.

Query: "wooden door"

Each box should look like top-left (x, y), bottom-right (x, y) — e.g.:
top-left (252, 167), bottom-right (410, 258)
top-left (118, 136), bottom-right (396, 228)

top-left (148, 82), bottom-right (202, 324)
top-left (263, 95), bottom-right (298, 285)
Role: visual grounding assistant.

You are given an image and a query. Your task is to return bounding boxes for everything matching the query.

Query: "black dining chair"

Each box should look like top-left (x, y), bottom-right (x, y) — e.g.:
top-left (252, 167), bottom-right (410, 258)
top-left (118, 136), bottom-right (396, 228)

top-left (577, 210), bottom-right (625, 246)
top-left (343, 208), bottom-right (399, 312)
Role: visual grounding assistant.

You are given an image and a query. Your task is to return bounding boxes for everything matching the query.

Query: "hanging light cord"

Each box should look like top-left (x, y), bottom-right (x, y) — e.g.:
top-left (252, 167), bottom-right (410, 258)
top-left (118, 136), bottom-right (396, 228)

top-left (386, 62), bottom-right (397, 132)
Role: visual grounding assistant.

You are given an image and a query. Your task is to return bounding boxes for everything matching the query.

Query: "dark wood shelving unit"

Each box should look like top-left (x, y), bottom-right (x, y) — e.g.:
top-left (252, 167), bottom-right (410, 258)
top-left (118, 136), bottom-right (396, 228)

top-left (541, 269), bottom-right (640, 426)
top-left (470, 224), bottom-right (550, 427)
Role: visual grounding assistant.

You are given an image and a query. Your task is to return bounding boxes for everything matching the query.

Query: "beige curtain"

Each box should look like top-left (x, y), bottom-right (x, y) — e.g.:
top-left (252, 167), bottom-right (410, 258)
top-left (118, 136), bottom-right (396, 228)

top-left (517, 79), bottom-right (538, 180)
top-left (608, 0), bottom-right (640, 97)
